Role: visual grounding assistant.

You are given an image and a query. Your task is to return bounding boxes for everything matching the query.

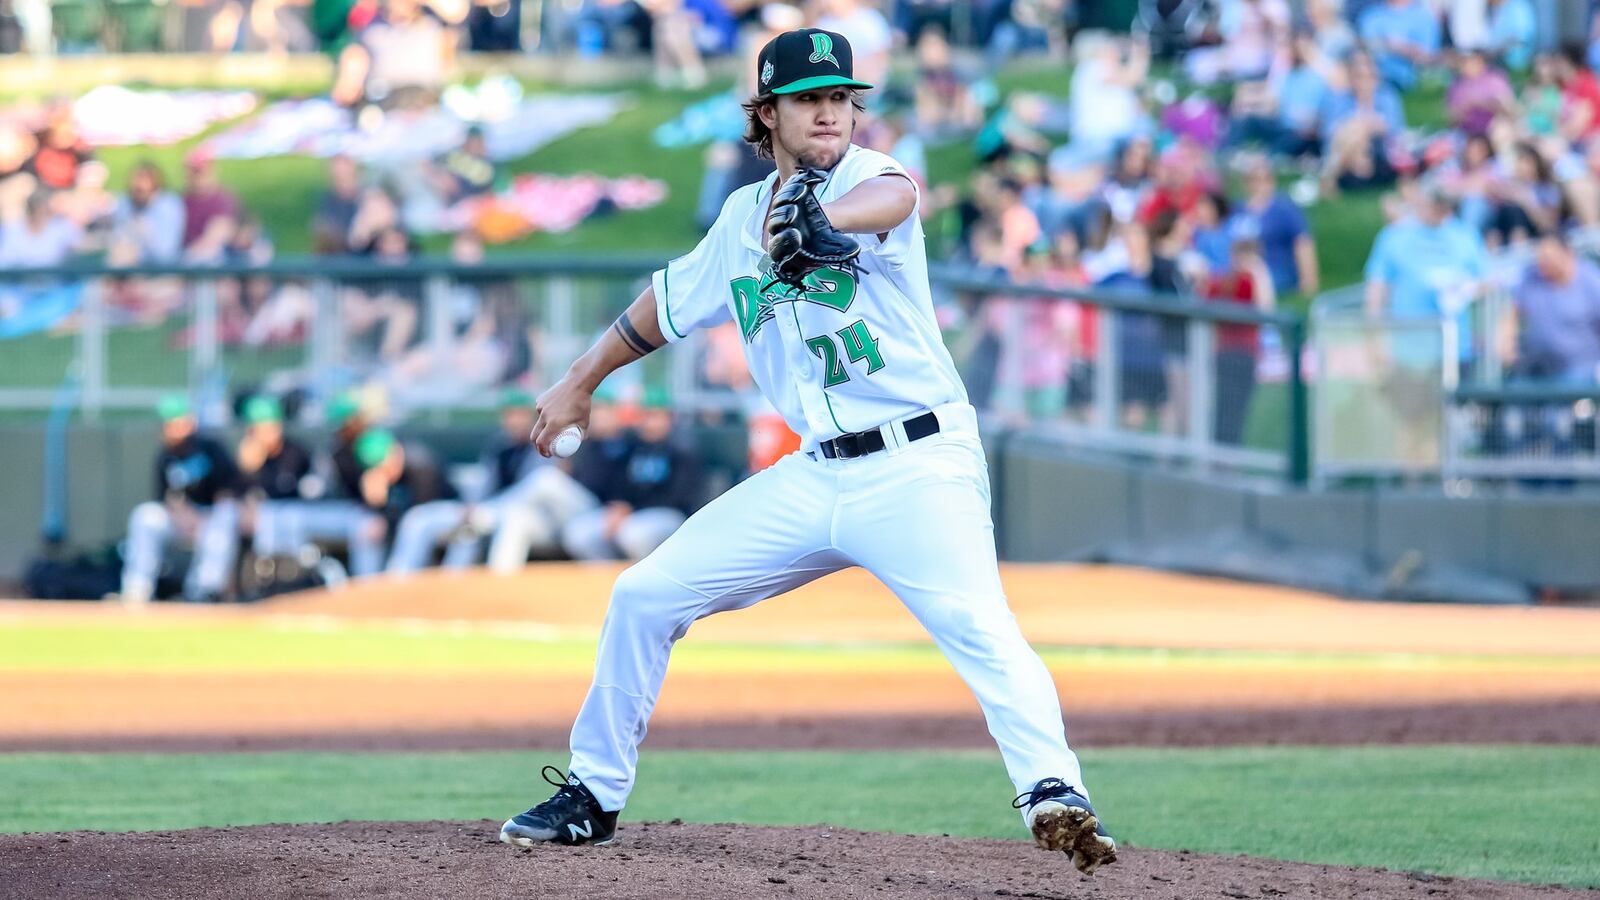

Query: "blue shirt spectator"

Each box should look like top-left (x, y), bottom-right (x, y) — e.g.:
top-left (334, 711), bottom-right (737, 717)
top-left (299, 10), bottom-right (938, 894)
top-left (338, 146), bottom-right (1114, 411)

top-left (1487, 0), bottom-right (1537, 72)
top-left (109, 163), bottom-right (186, 265)
top-left (1358, 0), bottom-right (1441, 90)
top-left (1232, 193), bottom-right (1313, 294)
top-left (1279, 64), bottom-right (1330, 133)
top-left (1319, 79), bottom-right (1407, 143)
top-left (1508, 237), bottom-right (1600, 383)
top-left (1365, 196), bottom-right (1488, 361)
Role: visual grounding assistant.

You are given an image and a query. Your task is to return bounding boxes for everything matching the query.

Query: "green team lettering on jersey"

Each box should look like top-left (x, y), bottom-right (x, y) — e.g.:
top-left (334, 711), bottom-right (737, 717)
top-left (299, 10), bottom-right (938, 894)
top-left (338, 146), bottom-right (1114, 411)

top-left (730, 267), bottom-right (858, 343)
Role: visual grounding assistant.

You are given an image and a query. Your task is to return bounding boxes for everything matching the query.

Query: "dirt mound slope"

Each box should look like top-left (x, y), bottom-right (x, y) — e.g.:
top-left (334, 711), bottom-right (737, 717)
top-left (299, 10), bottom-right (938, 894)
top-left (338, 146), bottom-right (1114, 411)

top-left (10, 699), bottom-right (1600, 754)
top-left (3, 821), bottom-right (1590, 900)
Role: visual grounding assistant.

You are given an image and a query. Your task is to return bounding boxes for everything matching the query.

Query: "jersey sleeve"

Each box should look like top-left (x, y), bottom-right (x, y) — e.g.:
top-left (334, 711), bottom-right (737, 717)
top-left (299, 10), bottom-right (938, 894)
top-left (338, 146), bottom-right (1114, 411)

top-left (828, 147), bottom-right (921, 270)
top-left (651, 193), bottom-right (739, 344)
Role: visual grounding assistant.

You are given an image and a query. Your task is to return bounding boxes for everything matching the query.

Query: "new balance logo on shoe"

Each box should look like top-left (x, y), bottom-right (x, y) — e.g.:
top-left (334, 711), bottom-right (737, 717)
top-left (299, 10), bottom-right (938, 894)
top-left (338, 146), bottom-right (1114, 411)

top-left (567, 821), bottom-right (593, 841)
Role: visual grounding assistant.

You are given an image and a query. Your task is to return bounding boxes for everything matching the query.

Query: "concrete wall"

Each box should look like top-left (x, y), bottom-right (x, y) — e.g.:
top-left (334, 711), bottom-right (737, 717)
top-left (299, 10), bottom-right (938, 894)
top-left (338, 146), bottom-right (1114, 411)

top-left (991, 437), bottom-right (1600, 598)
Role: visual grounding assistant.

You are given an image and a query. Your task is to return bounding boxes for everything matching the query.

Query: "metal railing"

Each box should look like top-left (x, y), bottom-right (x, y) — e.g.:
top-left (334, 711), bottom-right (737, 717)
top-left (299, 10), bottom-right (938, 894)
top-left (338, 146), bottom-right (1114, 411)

top-left (932, 267), bottom-right (1307, 482)
top-left (1310, 230), bottom-right (1600, 484)
top-left (1, 255), bottom-right (1309, 479)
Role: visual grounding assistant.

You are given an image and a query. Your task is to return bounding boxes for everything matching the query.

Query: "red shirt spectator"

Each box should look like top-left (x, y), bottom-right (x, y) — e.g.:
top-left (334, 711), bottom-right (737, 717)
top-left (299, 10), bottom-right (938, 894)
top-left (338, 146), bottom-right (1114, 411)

top-left (26, 115), bottom-right (91, 191)
top-left (181, 151), bottom-right (241, 258)
top-left (1206, 267), bottom-right (1265, 353)
top-left (1560, 57), bottom-right (1600, 142)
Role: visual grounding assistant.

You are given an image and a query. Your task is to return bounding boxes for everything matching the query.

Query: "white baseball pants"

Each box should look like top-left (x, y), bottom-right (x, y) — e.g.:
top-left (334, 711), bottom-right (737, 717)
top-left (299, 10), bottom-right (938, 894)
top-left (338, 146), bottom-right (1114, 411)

top-left (567, 403), bottom-right (1084, 812)
top-left (121, 500), bottom-right (239, 602)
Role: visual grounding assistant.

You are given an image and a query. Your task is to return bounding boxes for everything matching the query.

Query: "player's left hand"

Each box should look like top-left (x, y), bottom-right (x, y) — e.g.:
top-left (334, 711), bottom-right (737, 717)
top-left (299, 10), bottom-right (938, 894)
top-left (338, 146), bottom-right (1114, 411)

top-left (764, 167), bottom-right (862, 292)
top-left (531, 375), bottom-right (592, 458)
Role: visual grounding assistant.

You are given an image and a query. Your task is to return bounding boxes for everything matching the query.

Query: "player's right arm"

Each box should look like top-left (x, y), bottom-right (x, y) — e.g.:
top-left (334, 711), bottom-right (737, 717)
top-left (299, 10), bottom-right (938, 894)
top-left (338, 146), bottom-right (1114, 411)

top-left (531, 187), bottom-right (745, 456)
top-left (530, 288), bottom-right (667, 457)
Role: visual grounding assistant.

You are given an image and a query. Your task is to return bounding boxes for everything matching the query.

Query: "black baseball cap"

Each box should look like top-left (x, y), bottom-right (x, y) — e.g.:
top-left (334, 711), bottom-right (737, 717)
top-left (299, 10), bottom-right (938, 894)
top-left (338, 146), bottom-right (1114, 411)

top-left (757, 28), bottom-right (874, 96)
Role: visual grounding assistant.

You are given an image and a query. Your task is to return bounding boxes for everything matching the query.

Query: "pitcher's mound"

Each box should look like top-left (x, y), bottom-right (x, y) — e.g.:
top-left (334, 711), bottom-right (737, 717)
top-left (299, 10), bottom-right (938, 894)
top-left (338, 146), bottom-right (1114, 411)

top-left (4, 820), bottom-right (1586, 899)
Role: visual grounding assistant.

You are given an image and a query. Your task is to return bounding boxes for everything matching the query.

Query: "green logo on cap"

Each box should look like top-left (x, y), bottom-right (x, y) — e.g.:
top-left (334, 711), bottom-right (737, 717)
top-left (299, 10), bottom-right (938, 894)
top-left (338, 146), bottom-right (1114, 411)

top-left (761, 60), bottom-right (774, 85)
top-left (808, 33), bottom-right (839, 68)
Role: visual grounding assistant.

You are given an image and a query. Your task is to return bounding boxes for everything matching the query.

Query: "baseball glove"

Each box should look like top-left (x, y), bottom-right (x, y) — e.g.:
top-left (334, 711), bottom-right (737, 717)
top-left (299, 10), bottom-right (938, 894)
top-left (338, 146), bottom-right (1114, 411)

top-left (762, 167), bottom-right (863, 294)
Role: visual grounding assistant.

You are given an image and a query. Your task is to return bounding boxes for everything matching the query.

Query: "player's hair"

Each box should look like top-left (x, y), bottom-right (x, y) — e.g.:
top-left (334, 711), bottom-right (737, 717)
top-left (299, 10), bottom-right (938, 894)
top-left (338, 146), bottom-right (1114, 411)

top-left (741, 89), bottom-right (867, 161)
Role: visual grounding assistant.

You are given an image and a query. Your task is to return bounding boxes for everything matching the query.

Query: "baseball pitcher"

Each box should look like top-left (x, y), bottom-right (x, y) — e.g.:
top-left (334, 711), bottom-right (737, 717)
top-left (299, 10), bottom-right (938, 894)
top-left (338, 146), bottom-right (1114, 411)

top-left (500, 27), bottom-right (1116, 874)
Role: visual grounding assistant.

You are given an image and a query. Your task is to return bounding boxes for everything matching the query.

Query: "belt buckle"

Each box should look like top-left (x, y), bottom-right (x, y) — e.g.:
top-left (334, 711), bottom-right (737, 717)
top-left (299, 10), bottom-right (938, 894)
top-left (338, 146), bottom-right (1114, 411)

top-left (834, 432), bottom-right (862, 459)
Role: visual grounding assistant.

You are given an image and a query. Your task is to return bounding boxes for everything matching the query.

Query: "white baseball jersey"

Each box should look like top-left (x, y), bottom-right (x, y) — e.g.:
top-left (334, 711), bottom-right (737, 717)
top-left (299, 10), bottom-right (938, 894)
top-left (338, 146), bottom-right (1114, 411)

top-left (652, 144), bottom-right (967, 444)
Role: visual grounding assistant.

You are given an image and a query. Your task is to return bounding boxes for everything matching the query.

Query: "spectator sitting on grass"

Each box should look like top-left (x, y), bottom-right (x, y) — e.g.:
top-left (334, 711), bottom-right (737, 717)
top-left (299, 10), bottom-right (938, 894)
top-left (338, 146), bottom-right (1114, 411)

top-left (1357, 0), bottom-right (1440, 92)
top-left (427, 125), bottom-right (497, 208)
top-left (1319, 52), bottom-right (1407, 197)
top-left (0, 188), bottom-right (83, 269)
top-left (1558, 46), bottom-right (1600, 146)
top-left (1485, 0), bottom-right (1537, 73)
top-left (24, 101), bottom-right (92, 193)
top-left (109, 162), bottom-right (185, 266)
top-left (1484, 141), bottom-right (1564, 249)
top-left (1067, 33), bottom-right (1150, 155)
top-left (0, 188), bottom-right (84, 320)
top-left (1306, 0), bottom-right (1355, 62)
top-left (181, 151), bottom-right (241, 264)
top-left (1229, 32), bottom-right (1331, 160)
top-left (313, 154), bottom-right (363, 255)
top-left (1447, 49), bottom-right (1515, 139)
top-left (913, 27), bottom-right (982, 139)
top-left (1437, 133), bottom-right (1499, 234)
top-left (1498, 231), bottom-right (1600, 384)
top-left (1519, 53), bottom-right (1565, 141)
top-left (1101, 134), bottom-right (1155, 224)
top-left (1188, 0), bottom-right (1288, 84)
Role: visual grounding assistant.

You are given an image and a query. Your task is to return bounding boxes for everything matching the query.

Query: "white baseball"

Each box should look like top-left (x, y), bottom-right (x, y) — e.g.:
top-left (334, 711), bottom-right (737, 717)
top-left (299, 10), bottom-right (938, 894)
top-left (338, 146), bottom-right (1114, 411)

top-left (550, 425), bottom-right (584, 459)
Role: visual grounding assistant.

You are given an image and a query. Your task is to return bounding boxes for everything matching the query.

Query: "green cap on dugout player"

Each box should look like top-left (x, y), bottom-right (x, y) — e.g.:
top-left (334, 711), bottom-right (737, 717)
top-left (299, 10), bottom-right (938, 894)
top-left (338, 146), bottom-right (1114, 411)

top-left (325, 393), bottom-right (361, 426)
top-left (242, 395), bottom-right (284, 425)
top-left (354, 429), bottom-right (396, 468)
top-left (498, 388), bottom-right (533, 411)
top-left (156, 394), bottom-right (192, 422)
top-left (757, 28), bottom-right (873, 96)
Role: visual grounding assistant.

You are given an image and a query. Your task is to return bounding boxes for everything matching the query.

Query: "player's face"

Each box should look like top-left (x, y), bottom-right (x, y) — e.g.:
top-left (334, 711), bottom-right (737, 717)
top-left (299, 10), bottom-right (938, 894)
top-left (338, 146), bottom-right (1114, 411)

top-left (637, 407), bottom-right (674, 443)
top-left (249, 421), bottom-right (283, 446)
top-left (769, 90), bottom-right (855, 170)
top-left (162, 416), bottom-right (195, 446)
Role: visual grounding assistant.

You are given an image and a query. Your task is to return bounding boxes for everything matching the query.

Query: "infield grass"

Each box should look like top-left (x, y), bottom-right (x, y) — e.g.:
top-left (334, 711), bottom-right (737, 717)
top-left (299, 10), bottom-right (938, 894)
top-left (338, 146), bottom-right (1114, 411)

top-left (1, 746), bottom-right (1596, 887)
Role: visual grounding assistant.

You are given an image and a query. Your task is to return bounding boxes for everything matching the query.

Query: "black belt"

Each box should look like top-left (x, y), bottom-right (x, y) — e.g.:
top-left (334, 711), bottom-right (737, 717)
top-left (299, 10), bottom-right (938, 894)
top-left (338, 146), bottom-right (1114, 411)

top-left (811, 411), bottom-right (940, 460)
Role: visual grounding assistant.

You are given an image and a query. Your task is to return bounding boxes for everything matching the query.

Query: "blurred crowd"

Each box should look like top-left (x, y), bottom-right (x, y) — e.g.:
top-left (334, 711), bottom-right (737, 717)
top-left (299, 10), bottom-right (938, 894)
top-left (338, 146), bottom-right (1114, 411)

top-left (117, 386), bottom-right (709, 602)
top-left (871, 0), bottom-right (1600, 449)
top-left (4, 0), bottom-right (1600, 461)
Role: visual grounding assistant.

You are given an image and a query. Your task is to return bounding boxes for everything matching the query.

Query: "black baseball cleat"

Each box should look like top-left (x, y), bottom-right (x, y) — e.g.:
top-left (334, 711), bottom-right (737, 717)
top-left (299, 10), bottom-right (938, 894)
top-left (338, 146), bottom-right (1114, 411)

top-left (1013, 777), bottom-right (1118, 875)
top-left (499, 766), bottom-right (619, 847)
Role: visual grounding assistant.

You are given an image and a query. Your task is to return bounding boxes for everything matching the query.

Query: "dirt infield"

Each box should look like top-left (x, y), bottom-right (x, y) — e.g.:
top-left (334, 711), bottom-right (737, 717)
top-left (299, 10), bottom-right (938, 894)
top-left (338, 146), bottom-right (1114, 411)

top-left (4, 820), bottom-right (1592, 900)
top-left (12, 699), bottom-right (1600, 754)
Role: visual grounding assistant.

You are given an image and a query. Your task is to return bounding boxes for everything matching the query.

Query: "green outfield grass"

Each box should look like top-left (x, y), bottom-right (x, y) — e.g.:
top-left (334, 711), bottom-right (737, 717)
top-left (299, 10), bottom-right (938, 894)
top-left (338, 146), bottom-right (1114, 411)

top-left (4, 617), bottom-right (1596, 675)
top-left (2, 746), bottom-right (1596, 887)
